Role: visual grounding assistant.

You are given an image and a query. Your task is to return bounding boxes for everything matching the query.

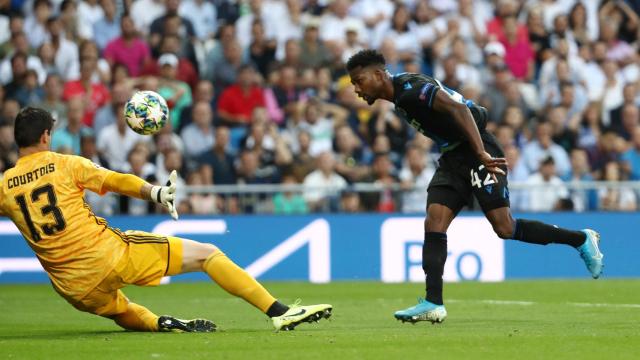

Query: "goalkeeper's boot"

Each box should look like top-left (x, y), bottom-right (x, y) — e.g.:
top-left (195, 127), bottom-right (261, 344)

top-left (578, 229), bottom-right (604, 279)
top-left (271, 300), bottom-right (332, 331)
top-left (158, 315), bottom-right (216, 332)
top-left (394, 298), bottom-right (447, 324)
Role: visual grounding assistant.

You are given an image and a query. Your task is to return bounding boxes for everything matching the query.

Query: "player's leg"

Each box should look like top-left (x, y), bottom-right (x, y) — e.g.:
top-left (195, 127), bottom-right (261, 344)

top-left (177, 238), bottom-right (332, 331)
top-left (65, 273), bottom-right (164, 332)
top-left (394, 183), bottom-right (467, 324)
top-left (485, 207), bottom-right (603, 278)
top-left (470, 134), bottom-right (603, 279)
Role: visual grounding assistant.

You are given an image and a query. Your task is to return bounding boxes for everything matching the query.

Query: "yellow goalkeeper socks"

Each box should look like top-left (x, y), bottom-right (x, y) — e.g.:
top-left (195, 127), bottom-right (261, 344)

top-left (113, 303), bottom-right (159, 332)
top-left (203, 250), bottom-right (277, 313)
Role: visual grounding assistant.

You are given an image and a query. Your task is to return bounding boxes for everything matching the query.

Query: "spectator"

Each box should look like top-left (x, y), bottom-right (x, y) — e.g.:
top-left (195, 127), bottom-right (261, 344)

top-left (92, 0), bottom-right (120, 51)
top-left (45, 15), bottom-right (80, 81)
top-left (362, 152), bottom-right (398, 212)
top-left (299, 18), bottom-right (331, 69)
top-left (372, 4), bottom-right (420, 63)
top-left (149, 0), bottom-right (196, 49)
top-left (119, 146), bottom-right (156, 215)
top-left (130, 0), bottom-right (166, 35)
top-left (504, 144), bottom-right (529, 212)
top-left (186, 171), bottom-right (217, 214)
top-left (0, 120), bottom-right (18, 169)
top-left (334, 124), bottom-right (371, 182)
top-left (103, 15), bottom-right (151, 77)
top-left (521, 121), bottom-right (571, 178)
top-left (12, 69), bottom-right (43, 107)
top-left (77, 0), bottom-right (104, 41)
top-left (248, 19), bottom-right (277, 79)
top-left (80, 129), bottom-right (115, 216)
top-left (236, 148), bottom-right (277, 184)
top-left (399, 145), bottom-right (434, 213)
top-left (610, 83), bottom-right (638, 137)
top-left (51, 97), bottom-right (90, 154)
top-left (62, 49), bottom-right (110, 127)
top-left (217, 64), bottom-right (265, 127)
top-left (319, 0), bottom-right (367, 46)
top-left (264, 65), bottom-right (307, 125)
top-left (93, 81), bottom-right (130, 136)
top-left (0, 31), bottom-right (46, 86)
top-left (96, 98), bottom-right (148, 171)
top-left (24, 0), bottom-right (51, 48)
top-left (524, 156), bottom-right (569, 212)
top-left (209, 39), bottom-right (245, 92)
top-left (621, 126), bottom-right (640, 180)
top-left (303, 151), bottom-right (347, 212)
top-left (157, 53), bottom-right (192, 129)
top-left (180, 101), bottom-right (215, 159)
top-left (273, 174), bottom-right (308, 214)
top-left (34, 74), bottom-right (66, 128)
top-left (289, 130), bottom-right (315, 182)
top-left (563, 148), bottom-right (597, 212)
top-left (141, 34), bottom-right (198, 89)
top-left (599, 161), bottom-right (637, 211)
top-left (178, 79), bottom-right (215, 133)
top-left (197, 126), bottom-right (237, 185)
top-left (179, 0), bottom-right (217, 41)
top-left (305, 99), bottom-right (347, 157)
top-left (340, 188), bottom-right (362, 213)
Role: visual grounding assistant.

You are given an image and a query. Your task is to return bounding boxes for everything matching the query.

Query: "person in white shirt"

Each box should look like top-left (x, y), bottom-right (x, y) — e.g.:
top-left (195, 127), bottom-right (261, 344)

top-left (96, 104), bottom-right (149, 172)
top-left (521, 121), bottom-right (571, 178)
top-left (179, 0), bottom-right (217, 40)
top-left (130, 0), bottom-right (166, 35)
top-left (180, 101), bottom-right (215, 159)
top-left (524, 156), bottom-right (569, 212)
top-left (303, 151), bottom-right (347, 211)
top-left (77, 0), bottom-right (105, 40)
top-left (319, 0), bottom-right (368, 46)
top-left (399, 145), bottom-right (435, 213)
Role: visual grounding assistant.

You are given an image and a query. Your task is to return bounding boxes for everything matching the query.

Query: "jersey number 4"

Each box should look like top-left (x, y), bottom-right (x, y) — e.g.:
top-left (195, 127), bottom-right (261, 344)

top-left (470, 165), bottom-right (496, 188)
top-left (15, 184), bottom-right (66, 242)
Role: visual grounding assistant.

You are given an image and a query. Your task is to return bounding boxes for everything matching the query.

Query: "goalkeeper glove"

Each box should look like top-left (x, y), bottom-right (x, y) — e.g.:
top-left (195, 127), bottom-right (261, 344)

top-left (151, 170), bottom-right (179, 220)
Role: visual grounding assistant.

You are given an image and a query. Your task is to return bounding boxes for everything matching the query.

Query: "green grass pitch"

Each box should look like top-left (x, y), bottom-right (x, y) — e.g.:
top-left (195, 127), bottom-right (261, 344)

top-left (1, 280), bottom-right (639, 360)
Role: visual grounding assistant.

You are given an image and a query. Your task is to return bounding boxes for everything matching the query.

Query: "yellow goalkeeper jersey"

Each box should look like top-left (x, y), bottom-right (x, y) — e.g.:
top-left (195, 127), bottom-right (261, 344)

top-left (0, 151), bottom-right (127, 299)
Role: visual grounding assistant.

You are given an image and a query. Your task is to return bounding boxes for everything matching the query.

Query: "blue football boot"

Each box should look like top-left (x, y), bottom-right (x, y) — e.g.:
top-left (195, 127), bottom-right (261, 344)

top-left (394, 298), bottom-right (447, 324)
top-left (578, 229), bottom-right (604, 279)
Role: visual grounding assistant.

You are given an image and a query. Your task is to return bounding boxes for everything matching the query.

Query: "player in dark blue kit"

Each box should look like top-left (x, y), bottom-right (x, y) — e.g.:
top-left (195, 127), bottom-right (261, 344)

top-left (346, 49), bottom-right (604, 323)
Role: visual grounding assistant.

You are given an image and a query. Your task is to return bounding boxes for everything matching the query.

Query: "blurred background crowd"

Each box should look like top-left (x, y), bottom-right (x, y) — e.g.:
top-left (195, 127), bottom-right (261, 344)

top-left (1, 0), bottom-right (640, 215)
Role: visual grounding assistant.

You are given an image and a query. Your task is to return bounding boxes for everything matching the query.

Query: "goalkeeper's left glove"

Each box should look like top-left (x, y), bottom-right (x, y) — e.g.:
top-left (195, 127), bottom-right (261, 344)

top-left (150, 170), bottom-right (179, 220)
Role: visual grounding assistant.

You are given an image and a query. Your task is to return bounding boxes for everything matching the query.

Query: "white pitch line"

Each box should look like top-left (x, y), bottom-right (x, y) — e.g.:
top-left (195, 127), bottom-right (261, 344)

top-left (448, 299), bottom-right (640, 309)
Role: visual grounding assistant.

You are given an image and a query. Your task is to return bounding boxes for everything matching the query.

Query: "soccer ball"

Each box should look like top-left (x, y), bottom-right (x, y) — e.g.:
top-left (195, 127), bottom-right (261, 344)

top-left (124, 90), bottom-right (169, 135)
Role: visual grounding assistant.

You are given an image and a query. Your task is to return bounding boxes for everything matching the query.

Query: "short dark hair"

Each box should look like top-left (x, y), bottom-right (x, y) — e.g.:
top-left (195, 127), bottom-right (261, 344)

top-left (14, 107), bottom-right (54, 148)
top-left (346, 49), bottom-right (386, 72)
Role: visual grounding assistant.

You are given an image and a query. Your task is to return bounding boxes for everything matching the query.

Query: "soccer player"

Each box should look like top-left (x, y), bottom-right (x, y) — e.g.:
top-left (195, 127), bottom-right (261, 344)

top-left (0, 107), bottom-right (332, 332)
top-left (346, 50), bottom-right (603, 324)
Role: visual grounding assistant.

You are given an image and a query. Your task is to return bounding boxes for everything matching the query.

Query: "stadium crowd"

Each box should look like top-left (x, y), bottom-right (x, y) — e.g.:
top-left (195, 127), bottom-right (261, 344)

top-left (1, 0), bottom-right (640, 215)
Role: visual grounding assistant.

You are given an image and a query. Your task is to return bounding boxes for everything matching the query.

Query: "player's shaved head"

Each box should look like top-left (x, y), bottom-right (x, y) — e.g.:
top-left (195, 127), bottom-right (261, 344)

top-left (14, 107), bottom-right (54, 148)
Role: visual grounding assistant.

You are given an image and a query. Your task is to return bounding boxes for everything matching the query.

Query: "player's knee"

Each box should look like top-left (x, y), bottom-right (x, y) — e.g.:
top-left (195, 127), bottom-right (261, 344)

top-left (492, 220), bottom-right (515, 239)
top-left (425, 215), bottom-right (448, 233)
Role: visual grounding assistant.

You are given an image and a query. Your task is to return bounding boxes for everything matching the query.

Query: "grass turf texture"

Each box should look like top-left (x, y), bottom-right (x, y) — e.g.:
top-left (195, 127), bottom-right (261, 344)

top-left (1, 280), bottom-right (639, 360)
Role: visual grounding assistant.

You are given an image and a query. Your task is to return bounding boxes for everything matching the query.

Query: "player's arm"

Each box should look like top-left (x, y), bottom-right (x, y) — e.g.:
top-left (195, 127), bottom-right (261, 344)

top-left (102, 171), bottom-right (179, 220)
top-left (431, 90), bottom-right (507, 176)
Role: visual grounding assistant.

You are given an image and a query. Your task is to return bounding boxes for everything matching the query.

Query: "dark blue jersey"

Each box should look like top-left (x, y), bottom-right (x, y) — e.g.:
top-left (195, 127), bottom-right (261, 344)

top-left (392, 72), bottom-right (487, 152)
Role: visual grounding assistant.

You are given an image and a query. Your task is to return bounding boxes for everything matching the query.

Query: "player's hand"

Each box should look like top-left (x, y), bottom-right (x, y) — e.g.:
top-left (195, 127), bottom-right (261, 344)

top-left (151, 170), bottom-right (179, 220)
top-left (478, 151), bottom-right (507, 182)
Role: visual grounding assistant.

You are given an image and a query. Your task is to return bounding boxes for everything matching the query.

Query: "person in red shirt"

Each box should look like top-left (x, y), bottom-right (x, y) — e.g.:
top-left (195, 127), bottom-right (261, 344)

top-left (62, 52), bottom-right (110, 127)
top-left (486, 0), bottom-right (528, 43)
top-left (217, 65), bottom-right (265, 127)
top-left (500, 16), bottom-right (535, 81)
top-left (103, 15), bottom-right (151, 77)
